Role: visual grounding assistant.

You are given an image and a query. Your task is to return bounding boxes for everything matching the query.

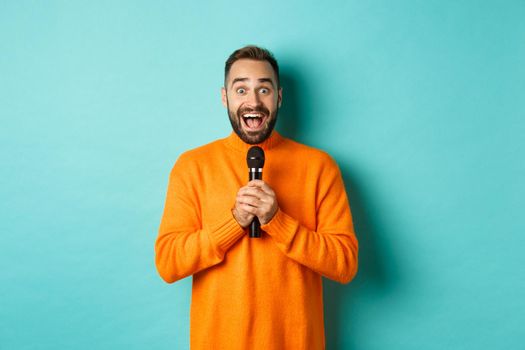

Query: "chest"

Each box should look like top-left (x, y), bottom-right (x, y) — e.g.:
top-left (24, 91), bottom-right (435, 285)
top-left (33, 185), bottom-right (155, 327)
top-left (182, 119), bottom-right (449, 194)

top-left (198, 154), bottom-right (319, 231)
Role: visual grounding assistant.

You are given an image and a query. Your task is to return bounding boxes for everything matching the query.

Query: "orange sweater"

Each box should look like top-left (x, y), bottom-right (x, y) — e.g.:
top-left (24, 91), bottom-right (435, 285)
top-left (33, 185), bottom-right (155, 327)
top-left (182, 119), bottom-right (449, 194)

top-left (155, 131), bottom-right (358, 350)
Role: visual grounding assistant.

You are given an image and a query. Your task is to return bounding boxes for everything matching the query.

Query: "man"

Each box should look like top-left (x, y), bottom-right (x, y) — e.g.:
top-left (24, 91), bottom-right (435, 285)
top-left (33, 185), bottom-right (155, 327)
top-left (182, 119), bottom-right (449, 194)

top-left (155, 45), bottom-right (358, 350)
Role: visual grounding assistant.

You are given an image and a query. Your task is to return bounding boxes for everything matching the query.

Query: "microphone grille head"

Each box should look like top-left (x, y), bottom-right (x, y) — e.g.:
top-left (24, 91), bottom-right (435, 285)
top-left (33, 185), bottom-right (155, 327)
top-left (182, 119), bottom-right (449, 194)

top-left (247, 146), bottom-right (265, 168)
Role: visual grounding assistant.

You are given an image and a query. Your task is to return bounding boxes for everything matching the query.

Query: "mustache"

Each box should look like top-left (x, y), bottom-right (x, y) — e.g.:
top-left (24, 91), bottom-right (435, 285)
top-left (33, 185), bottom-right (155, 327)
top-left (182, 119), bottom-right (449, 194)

top-left (237, 106), bottom-right (270, 116)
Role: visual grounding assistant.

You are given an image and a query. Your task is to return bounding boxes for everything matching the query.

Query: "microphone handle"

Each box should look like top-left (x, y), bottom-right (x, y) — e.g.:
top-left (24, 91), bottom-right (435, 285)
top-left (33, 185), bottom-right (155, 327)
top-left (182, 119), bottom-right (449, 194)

top-left (249, 170), bottom-right (262, 238)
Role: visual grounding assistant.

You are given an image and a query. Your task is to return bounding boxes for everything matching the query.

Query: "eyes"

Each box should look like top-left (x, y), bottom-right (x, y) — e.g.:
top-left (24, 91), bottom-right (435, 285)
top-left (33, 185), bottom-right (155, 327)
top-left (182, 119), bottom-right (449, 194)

top-left (235, 87), bottom-right (271, 95)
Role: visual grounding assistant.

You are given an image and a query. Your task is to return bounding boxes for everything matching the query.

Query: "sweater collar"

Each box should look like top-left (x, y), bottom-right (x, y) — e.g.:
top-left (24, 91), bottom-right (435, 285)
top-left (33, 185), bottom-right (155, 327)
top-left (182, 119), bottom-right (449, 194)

top-left (224, 130), bottom-right (284, 152)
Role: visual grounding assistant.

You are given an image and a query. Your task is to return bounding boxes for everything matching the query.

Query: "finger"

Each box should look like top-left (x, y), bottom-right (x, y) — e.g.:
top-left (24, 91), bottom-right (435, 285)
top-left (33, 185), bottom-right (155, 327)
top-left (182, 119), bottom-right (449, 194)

top-left (247, 179), bottom-right (265, 187)
top-left (233, 206), bottom-right (253, 218)
top-left (247, 180), bottom-right (275, 196)
top-left (259, 183), bottom-right (275, 196)
top-left (238, 193), bottom-right (272, 210)
top-left (238, 187), bottom-right (263, 198)
top-left (238, 190), bottom-right (274, 205)
top-left (238, 203), bottom-right (258, 215)
top-left (237, 195), bottom-right (260, 208)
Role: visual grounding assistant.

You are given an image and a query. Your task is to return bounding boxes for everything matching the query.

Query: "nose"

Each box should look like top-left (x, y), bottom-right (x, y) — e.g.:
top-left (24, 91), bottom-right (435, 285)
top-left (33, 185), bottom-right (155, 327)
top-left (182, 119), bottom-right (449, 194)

top-left (247, 90), bottom-right (262, 107)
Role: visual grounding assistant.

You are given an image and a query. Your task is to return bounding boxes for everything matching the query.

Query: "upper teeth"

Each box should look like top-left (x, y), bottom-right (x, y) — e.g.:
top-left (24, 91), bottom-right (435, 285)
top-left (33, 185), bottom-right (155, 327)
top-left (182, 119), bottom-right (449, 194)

top-left (244, 114), bottom-right (261, 118)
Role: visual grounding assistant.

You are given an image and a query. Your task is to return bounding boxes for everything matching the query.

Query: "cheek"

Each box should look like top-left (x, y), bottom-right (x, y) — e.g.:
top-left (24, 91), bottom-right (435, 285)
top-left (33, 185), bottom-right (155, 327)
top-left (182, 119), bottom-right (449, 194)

top-left (270, 98), bottom-right (280, 109)
top-left (260, 95), bottom-right (276, 106)
top-left (228, 97), bottom-right (243, 108)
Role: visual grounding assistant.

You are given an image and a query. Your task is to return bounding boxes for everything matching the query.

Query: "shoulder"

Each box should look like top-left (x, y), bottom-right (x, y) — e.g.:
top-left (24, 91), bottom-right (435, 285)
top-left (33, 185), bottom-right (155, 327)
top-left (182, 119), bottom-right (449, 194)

top-left (165, 139), bottom-right (226, 182)
top-left (173, 138), bottom-right (225, 167)
top-left (281, 136), bottom-right (339, 168)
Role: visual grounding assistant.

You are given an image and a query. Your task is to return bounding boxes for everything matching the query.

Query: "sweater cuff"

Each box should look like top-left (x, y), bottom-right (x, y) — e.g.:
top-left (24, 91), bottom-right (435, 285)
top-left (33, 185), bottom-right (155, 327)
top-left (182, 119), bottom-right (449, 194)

top-left (260, 208), bottom-right (299, 245)
top-left (207, 209), bottom-right (245, 257)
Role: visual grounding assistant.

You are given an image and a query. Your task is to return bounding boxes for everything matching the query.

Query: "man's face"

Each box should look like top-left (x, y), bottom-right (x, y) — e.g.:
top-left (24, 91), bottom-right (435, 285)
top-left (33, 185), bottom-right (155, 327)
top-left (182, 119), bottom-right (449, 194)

top-left (222, 59), bottom-right (282, 145)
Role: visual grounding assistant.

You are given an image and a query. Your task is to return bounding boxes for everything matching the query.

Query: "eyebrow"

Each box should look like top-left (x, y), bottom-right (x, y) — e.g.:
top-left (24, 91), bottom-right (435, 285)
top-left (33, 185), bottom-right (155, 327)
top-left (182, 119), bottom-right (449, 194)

top-left (230, 77), bottom-right (275, 88)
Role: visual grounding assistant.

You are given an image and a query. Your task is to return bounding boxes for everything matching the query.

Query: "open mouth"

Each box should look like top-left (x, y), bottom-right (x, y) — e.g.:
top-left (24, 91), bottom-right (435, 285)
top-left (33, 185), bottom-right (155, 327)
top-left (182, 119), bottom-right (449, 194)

top-left (241, 113), bottom-right (268, 131)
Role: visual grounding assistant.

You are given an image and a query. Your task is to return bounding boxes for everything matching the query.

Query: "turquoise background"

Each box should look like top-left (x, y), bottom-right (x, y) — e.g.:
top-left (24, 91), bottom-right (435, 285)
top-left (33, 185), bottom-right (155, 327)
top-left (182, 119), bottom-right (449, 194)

top-left (1, 1), bottom-right (524, 349)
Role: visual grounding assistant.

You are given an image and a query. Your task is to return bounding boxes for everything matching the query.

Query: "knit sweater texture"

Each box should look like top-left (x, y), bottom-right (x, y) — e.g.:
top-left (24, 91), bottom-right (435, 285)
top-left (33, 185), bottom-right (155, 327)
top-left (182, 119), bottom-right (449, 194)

top-left (155, 131), bottom-right (358, 350)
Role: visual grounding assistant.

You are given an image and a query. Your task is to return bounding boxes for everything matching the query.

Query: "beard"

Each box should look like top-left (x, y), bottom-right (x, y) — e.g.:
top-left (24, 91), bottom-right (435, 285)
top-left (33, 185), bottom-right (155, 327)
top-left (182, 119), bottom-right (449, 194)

top-left (227, 101), bottom-right (279, 145)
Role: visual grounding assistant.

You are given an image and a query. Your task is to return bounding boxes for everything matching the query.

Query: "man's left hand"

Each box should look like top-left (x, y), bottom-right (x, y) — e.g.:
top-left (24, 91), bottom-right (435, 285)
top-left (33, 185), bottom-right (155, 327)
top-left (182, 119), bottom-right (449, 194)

top-left (236, 180), bottom-right (279, 225)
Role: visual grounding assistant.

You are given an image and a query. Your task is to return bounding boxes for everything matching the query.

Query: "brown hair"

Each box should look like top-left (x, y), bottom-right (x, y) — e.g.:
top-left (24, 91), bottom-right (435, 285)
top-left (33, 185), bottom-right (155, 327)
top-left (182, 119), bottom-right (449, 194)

top-left (224, 45), bottom-right (280, 88)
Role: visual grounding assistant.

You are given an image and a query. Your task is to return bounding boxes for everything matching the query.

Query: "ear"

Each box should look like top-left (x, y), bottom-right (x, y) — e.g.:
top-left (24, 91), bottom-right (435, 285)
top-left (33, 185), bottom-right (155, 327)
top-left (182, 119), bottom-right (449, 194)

top-left (221, 87), bottom-right (227, 108)
top-left (277, 87), bottom-right (283, 108)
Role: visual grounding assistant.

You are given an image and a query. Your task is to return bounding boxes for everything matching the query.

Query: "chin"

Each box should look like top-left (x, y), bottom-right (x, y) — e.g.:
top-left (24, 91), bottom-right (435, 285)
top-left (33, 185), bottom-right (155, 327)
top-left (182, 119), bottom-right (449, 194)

top-left (242, 134), bottom-right (266, 145)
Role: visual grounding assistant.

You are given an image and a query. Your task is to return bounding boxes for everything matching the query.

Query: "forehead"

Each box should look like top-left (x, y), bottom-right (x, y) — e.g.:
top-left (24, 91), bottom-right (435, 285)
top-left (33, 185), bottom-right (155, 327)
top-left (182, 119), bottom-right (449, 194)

top-left (227, 59), bottom-right (277, 86)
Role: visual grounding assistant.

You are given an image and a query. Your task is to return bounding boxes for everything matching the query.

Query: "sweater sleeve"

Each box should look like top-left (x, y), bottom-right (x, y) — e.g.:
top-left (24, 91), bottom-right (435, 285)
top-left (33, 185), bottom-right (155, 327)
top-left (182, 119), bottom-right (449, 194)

top-left (155, 154), bottom-right (245, 283)
top-left (260, 157), bottom-right (358, 284)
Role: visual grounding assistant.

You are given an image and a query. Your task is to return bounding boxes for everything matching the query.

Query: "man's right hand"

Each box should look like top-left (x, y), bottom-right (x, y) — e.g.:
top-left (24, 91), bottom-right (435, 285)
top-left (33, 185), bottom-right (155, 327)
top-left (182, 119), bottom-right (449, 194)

top-left (232, 185), bottom-right (256, 228)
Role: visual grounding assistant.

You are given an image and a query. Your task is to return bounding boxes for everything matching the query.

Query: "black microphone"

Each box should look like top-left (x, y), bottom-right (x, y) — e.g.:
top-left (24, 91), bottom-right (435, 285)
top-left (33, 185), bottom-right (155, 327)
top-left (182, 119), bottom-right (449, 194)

top-left (246, 146), bottom-right (265, 238)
